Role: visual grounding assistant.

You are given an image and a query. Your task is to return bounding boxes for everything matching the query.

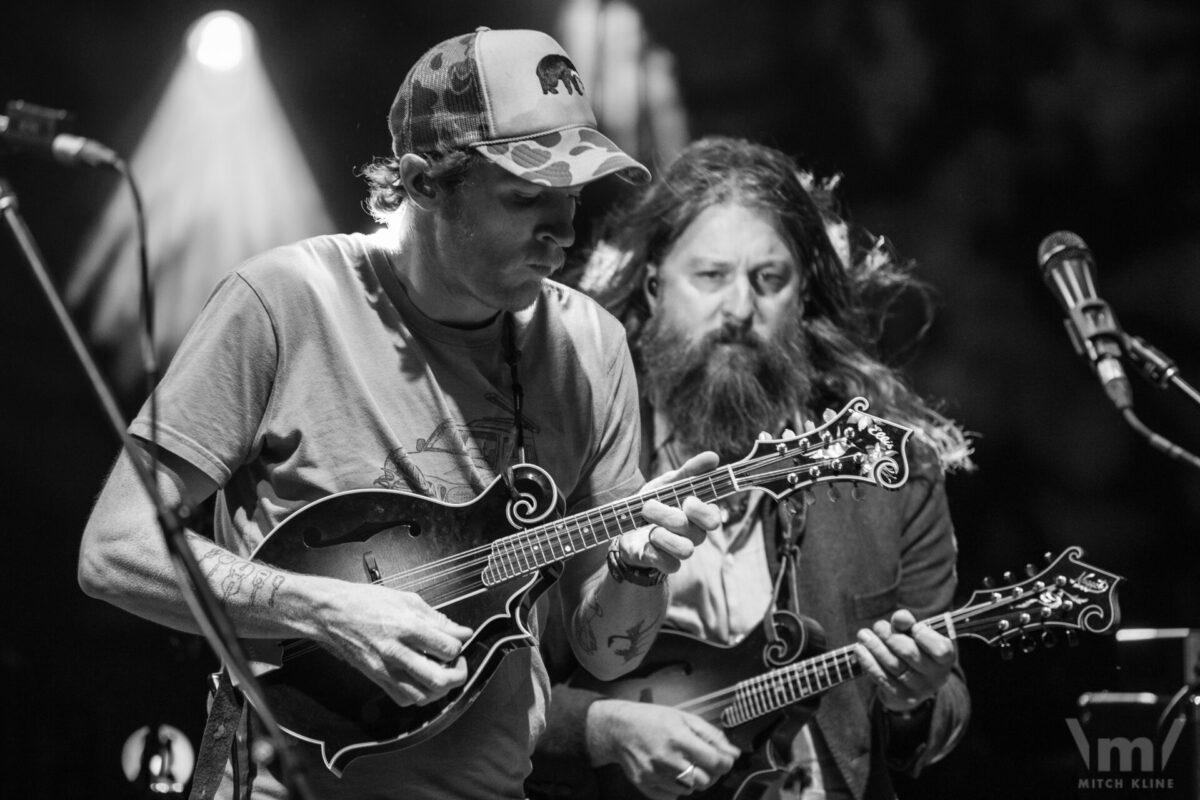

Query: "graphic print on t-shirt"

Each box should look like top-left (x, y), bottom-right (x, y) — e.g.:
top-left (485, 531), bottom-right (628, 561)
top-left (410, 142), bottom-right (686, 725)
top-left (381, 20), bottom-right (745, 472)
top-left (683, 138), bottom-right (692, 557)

top-left (374, 408), bottom-right (541, 502)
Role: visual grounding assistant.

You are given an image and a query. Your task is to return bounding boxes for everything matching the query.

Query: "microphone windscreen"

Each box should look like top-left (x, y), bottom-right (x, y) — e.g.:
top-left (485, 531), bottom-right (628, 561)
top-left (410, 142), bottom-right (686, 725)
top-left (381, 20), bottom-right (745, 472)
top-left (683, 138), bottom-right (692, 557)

top-left (1037, 230), bottom-right (1088, 273)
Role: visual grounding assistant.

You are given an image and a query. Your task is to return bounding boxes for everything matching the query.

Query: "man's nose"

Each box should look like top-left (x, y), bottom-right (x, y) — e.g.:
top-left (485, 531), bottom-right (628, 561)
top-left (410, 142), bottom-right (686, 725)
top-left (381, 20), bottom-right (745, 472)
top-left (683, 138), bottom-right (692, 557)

top-left (721, 274), bottom-right (756, 322)
top-left (537, 194), bottom-right (577, 249)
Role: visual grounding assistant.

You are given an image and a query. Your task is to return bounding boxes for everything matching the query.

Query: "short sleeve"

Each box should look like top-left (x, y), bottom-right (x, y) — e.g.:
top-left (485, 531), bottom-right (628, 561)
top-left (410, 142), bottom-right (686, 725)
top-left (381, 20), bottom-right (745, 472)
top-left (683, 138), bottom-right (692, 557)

top-left (129, 272), bottom-right (277, 486)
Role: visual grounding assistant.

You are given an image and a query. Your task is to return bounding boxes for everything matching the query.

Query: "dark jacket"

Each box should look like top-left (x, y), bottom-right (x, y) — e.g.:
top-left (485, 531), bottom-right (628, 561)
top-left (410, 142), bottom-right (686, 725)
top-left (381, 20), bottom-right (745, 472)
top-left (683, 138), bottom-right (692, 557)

top-left (528, 441), bottom-right (970, 800)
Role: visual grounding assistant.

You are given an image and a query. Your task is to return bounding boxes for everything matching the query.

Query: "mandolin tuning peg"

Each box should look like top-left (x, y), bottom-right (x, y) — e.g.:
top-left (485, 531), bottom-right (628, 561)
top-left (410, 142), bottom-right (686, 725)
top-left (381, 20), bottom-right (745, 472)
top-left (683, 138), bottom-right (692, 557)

top-left (981, 575), bottom-right (995, 589)
top-left (1019, 635), bottom-right (1038, 655)
top-left (1024, 563), bottom-right (1038, 577)
top-left (1002, 570), bottom-right (1014, 583)
top-left (1044, 551), bottom-right (1054, 564)
top-left (999, 642), bottom-right (1013, 661)
top-left (802, 488), bottom-right (817, 506)
top-left (850, 484), bottom-right (864, 501)
top-left (1066, 630), bottom-right (1079, 647)
top-left (827, 484), bottom-right (841, 503)
top-left (1040, 630), bottom-right (1058, 648)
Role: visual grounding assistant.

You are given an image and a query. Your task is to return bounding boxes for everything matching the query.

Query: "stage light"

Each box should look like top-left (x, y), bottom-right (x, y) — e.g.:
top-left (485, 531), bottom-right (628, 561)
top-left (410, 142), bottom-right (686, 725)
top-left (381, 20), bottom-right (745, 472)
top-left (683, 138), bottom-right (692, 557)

top-left (558, 0), bottom-right (689, 170)
top-left (120, 724), bottom-right (194, 793)
top-left (188, 11), bottom-right (251, 72)
top-left (67, 12), bottom-right (335, 392)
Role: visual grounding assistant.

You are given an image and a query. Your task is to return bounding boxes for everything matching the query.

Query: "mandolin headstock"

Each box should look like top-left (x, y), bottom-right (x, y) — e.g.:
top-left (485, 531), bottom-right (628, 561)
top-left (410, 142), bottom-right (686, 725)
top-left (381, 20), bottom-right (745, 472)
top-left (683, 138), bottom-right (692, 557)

top-left (734, 396), bottom-right (915, 502)
top-left (952, 546), bottom-right (1123, 656)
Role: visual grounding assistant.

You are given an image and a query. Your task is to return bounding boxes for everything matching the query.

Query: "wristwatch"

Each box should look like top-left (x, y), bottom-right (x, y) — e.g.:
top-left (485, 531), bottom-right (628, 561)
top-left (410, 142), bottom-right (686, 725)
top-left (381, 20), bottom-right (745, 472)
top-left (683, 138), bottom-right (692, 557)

top-left (605, 539), bottom-right (666, 586)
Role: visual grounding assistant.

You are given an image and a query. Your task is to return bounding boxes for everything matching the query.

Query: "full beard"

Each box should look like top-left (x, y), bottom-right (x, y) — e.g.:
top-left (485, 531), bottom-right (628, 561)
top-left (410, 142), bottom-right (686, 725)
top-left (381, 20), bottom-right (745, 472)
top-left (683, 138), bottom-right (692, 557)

top-left (639, 315), bottom-right (815, 464)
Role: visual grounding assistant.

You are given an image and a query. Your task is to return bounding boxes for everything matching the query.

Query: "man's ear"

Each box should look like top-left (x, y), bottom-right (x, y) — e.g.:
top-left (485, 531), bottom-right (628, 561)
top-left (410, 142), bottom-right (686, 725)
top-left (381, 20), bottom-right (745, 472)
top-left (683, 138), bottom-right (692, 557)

top-left (398, 153), bottom-right (437, 210)
top-left (642, 266), bottom-right (660, 310)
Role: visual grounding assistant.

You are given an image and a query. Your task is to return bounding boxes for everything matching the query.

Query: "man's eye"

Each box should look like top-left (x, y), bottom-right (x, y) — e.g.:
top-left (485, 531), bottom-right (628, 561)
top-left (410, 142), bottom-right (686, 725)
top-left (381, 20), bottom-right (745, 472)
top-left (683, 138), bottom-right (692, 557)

top-left (753, 271), bottom-right (789, 293)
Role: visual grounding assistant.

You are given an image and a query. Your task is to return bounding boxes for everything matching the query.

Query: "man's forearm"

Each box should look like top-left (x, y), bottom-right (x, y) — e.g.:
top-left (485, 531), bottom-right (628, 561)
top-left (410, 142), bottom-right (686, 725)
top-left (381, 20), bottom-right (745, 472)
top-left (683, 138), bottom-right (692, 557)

top-left (84, 521), bottom-right (341, 643)
top-left (569, 565), bottom-right (668, 681)
top-left (78, 449), bottom-right (333, 643)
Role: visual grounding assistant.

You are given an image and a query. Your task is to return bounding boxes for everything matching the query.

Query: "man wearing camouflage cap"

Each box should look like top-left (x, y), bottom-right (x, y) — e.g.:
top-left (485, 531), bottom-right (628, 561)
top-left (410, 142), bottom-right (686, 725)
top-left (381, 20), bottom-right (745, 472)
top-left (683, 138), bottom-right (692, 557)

top-left (78, 27), bottom-right (720, 799)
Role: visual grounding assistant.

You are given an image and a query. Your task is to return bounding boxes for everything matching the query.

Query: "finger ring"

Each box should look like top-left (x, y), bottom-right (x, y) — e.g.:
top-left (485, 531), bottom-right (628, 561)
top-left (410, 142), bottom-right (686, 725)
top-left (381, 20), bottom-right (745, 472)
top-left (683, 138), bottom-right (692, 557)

top-left (674, 762), bottom-right (696, 787)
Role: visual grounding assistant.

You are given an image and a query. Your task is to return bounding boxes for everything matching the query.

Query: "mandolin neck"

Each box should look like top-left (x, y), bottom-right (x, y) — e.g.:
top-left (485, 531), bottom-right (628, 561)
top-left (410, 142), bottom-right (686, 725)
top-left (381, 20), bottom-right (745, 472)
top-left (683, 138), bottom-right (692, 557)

top-left (481, 445), bottom-right (874, 587)
top-left (720, 611), bottom-right (964, 726)
top-left (722, 644), bottom-right (863, 727)
top-left (481, 469), bottom-right (742, 586)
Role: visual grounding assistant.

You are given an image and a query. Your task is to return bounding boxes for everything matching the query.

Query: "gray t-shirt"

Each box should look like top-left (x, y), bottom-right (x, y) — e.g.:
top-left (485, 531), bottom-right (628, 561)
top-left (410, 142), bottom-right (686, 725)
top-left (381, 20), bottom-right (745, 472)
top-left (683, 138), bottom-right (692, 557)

top-left (131, 231), bottom-right (643, 798)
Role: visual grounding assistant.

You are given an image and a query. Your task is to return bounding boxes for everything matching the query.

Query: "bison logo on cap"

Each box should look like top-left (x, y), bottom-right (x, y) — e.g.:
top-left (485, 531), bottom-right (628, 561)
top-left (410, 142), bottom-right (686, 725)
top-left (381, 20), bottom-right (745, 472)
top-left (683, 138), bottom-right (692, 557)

top-left (536, 54), bottom-right (584, 95)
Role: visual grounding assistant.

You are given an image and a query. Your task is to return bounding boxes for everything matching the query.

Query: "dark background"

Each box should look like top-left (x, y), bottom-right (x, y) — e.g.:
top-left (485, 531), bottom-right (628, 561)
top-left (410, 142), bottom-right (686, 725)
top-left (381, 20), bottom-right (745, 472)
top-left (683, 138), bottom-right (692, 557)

top-left (2, 1), bottom-right (1198, 797)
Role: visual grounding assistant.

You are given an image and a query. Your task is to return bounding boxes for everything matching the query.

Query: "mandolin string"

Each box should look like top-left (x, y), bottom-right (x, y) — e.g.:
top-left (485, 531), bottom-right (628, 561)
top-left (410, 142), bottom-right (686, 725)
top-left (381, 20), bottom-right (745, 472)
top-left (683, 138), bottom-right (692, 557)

top-left (384, 433), bottom-right (874, 592)
top-left (279, 437), bottom-right (879, 662)
top-left (670, 590), bottom-right (1052, 720)
top-left (277, 463), bottom-right (780, 661)
top-left (282, 464), bottom-right (912, 662)
top-left (284, 449), bottom-right (873, 641)
top-left (368, 445), bottom-right (848, 594)
top-left (370, 461), bottom-right (839, 604)
top-left (283, 482), bottom-right (926, 662)
top-left (278, 465), bottom-right (739, 660)
top-left (674, 644), bottom-right (862, 717)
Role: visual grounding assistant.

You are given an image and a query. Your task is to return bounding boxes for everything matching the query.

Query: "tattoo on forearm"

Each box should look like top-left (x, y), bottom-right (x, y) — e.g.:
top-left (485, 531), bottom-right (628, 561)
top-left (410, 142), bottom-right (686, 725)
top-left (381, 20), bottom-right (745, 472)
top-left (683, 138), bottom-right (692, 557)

top-left (198, 548), bottom-right (234, 576)
top-left (249, 572), bottom-right (287, 607)
top-left (573, 597), bottom-right (603, 656)
top-left (607, 614), bottom-right (660, 663)
top-left (198, 548), bottom-right (285, 607)
top-left (249, 570), bottom-right (267, 605)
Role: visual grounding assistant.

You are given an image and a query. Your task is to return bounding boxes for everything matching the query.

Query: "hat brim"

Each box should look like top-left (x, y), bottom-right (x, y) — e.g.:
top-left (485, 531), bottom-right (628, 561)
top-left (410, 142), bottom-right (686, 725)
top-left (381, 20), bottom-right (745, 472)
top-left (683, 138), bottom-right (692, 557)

top-left (475, 126), bottom-right (651, 188)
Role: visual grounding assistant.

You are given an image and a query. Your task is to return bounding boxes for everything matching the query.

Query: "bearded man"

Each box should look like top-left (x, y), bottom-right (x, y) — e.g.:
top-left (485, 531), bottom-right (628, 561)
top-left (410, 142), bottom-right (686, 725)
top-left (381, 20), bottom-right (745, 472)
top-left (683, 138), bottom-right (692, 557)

top-left (526, 137), bottom-right (974, 800)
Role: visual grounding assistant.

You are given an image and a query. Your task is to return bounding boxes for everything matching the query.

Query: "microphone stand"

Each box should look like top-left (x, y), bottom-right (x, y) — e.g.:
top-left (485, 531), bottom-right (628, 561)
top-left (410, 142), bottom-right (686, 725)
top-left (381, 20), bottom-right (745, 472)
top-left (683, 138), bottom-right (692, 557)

top-left (1117, 333), bottom-right (1200, 471)
top-left (1125, 331), bottom-right (1200, 795)
top-left (1124, 334), bottom-right (1200, 408)
top-left (0, 177), bottom-right (313, 800)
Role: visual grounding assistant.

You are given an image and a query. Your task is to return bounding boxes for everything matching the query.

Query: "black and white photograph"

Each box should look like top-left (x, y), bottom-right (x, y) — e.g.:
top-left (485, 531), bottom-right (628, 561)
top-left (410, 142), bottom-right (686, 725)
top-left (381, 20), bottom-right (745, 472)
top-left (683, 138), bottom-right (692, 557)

top-left (2, 2), bottom-right (1198, 798)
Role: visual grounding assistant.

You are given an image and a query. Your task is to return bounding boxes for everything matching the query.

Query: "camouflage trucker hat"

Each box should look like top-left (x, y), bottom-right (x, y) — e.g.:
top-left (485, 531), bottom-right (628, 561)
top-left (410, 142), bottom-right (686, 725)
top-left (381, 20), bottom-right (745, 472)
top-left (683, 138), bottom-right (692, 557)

top-left (389, 27), bottom-right (651, 188)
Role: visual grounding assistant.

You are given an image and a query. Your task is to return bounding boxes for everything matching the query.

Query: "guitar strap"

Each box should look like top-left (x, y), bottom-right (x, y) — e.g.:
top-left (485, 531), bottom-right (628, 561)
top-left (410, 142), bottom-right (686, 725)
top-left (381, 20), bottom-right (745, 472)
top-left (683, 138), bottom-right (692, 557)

top-left (188, 670), bottom-right (249, 800)
top-left (763, 479), bottom-right (810, 618)
top-left (503, 311), bottom-right (527, 466)
top-left (760, 474), bottom-right (817, 794)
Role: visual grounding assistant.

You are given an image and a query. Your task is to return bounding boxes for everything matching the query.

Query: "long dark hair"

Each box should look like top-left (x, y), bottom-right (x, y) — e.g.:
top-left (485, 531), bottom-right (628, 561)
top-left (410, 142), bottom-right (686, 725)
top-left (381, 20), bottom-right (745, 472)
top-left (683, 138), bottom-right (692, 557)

top-left (578, 136), bottom-right (973, 471)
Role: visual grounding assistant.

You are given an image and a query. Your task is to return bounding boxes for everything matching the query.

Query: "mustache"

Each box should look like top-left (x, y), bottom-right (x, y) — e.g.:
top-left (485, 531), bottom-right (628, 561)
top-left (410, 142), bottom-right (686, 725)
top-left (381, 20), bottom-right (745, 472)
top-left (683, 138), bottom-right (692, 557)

top-left (638, 314), bottom-right (814, 463)
top-left (703, 321), bottom-right (763, 349)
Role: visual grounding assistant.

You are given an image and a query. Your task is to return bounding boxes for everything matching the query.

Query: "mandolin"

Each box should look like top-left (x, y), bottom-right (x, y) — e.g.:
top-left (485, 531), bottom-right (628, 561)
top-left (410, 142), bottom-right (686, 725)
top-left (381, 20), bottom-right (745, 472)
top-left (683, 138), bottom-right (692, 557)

top-left (568, 546), bottom-right (1123, 800)
top-left (240, 397), bottom-right (913, 774)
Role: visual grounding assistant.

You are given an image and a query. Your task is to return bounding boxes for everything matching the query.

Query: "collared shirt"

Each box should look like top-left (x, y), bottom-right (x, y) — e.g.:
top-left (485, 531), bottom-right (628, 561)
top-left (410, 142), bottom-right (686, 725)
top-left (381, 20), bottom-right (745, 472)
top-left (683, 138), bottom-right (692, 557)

top-left (649, 412), bottom-right (828, 799)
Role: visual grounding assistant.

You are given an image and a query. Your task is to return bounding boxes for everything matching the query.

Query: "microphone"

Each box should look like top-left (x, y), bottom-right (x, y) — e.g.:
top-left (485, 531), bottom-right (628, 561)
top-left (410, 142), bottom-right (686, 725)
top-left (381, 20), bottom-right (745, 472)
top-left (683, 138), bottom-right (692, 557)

top-left (1037, 231), bottom-right (1133, 410)
top-left (0, 100), bottom-right (120, 168)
